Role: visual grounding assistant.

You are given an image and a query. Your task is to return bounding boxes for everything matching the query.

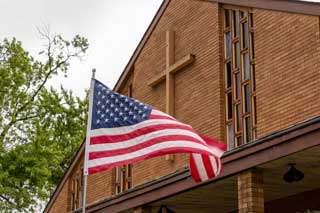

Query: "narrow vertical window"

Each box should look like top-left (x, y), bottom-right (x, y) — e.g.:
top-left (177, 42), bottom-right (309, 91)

top-left (226, 62), bottom-right (232, 88)
top-left (233, 10), bottom-right (239, 37)
top-left (224, 13), bottom-right (234, 149)
top-left (70, 171), bottom-right (83, 211)
top-left (223, 7), bottom-right (257, 150)
top-left (243, 53), bottom-right (249, 80)
top-left (234, 42), bottom-right (240, 68)
top-left (240, 10), bottom-right (247, 18)
top-left (236, 104), bottom-right (242, 132)
top-left (226, 32), bottom-right (231, 58)
top-left (227, 93), bottom-right (233, 119)
top-left (242, 22), bottom-right (248, 49)
top-left (244, 84), bottom-right (250, 113)
top-left (235, 73), bottom-right (241, 99)
top-left (225, 10), bottom-right (230, 27)
top-left (236, 136), bottom-right (242, 146)
top-left (115, 167), bottom-right (122, 194)
top-left (245, 116), bottom-right (251, 142)
top-left (227, 123), bottom-right (234, 150)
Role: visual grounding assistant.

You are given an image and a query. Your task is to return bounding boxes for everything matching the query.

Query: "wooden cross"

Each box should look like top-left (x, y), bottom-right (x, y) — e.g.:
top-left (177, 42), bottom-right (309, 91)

top-left (148, 30), bottom-right (195, 116)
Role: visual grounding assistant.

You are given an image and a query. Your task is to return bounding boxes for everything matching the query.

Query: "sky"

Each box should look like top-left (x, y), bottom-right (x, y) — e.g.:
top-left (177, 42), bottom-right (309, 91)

top-left (0, 0), bottom-right (163, 98)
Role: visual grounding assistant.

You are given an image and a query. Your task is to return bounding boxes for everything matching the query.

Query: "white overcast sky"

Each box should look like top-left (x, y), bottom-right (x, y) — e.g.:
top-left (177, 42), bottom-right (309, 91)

top-left (0, 0), bottom-right (163, 98)
top-left (1, 0), bottom-right (319, 98)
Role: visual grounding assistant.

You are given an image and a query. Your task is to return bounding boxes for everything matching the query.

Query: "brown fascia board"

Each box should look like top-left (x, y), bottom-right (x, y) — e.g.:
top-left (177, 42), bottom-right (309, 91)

top-left (208, 0), bottom-right (320, 16)
top-left (44, 141), bottom-right (85, 213)
top-left (113, 0), bottom-right (320, 92)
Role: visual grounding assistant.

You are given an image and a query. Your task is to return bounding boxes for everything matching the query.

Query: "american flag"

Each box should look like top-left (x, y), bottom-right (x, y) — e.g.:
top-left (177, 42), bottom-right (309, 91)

top-left (85, 79), bottom-right (225, 181)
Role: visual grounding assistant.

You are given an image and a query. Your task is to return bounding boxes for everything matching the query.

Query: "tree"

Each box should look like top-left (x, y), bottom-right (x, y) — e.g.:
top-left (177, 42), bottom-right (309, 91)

top-left (0, 31), bottom-right (89, 212)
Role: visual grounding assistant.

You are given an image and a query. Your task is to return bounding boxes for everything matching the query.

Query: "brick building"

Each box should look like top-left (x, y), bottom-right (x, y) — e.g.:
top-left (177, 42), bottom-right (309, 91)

top-left (44, 0), bottom-right (320, 212)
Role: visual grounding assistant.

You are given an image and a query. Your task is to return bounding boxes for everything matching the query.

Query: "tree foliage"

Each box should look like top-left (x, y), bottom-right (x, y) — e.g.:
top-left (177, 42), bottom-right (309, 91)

top-left (0, 31), bottom-right (89, 212)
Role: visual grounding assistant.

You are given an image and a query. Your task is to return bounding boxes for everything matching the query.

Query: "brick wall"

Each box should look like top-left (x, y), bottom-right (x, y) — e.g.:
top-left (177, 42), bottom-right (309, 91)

top-left (254, 9), bottom-right (320, 137)
top-left (48, 1), bottom-right (320, 212)
top-left (238, 169), bottom-right (264, 213)
top-left (50, 178), bottom-right (70, 213)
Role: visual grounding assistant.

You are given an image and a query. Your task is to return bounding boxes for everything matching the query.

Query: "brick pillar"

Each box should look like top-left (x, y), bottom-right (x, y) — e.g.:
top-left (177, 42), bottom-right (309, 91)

top-left (133, 206), bottom-right (151, 213)
top-left (237, 169), bottom-right (264, 213)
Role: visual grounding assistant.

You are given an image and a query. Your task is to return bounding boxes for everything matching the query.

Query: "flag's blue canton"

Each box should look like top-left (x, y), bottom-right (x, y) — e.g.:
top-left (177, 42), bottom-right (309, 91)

top-left (91, 80), bottom-right (152, 129)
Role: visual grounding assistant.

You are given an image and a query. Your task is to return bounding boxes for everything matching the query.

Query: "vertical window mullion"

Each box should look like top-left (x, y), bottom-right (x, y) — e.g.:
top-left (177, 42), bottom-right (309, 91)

top-left (249, 12), bottom-right (257, 140)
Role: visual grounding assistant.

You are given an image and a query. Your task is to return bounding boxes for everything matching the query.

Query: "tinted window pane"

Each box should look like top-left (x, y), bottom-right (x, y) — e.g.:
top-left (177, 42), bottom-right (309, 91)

top-left (251, 32), bottom-right (255, 59)
top-left (252, 64), bottom-right (256, 91)
top-left (235, 72), bottom-right (241, 100)
top-left (233, 11), bottom-right (239, 37)
top-left (226, 32), bottom-right (231, 58)
top-left (242, 22), bottom-right (248, 49)
top-left (227, 92), bottom-right (232, 119)
top-left (236, 104), bottom-right (242, 131)
top-left (250, 13), bottom-right (254, 28)
top-left (245, 116), bottom-right (251, 142)
top-left (237, 136), bottom-right (243, 146)
top-left (234, 42), bottom-right (240, 68)
top-left (227, 123), bottom-right (234, 150)
top-left (128, 164), bottom-right (132, 177)
top-left (243, 53), bottom-right (249, 80)
top-left (225, 10), bottom-right (230, 28)
top-left (244, 84), bottom-right (250, 113)
top-left (240, 11), bottom-right (247, 18)
top-left (226, 62), bottom-right (232, 88)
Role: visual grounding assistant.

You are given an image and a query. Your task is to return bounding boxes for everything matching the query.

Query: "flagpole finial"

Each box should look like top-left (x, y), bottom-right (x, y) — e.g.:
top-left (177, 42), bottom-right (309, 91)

top-left (92, 68), bottom-right (96, 79)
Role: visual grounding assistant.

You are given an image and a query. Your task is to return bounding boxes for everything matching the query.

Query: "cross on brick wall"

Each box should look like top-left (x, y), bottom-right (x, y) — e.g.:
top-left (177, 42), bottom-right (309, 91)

top-left (148, 30), bottom-right (195, 116)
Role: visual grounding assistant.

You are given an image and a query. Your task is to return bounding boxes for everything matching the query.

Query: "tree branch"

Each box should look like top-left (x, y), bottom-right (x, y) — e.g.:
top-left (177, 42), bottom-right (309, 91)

top-left (16, 115), bottom-right (38, 122)
top-left (0, 194), bottom-right (15, 206)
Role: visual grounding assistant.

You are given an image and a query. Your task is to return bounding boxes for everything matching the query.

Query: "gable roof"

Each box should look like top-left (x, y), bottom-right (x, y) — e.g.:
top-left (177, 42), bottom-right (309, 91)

top-left (45, 0), bottom-right (320, 211)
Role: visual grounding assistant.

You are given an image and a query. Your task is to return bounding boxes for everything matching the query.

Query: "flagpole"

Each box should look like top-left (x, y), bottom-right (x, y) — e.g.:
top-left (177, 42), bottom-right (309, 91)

top-left (82, 68), bottom-right (96, 213)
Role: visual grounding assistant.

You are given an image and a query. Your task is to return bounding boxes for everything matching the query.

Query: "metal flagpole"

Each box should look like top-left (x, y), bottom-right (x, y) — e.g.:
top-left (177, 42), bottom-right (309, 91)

top-left (82, 68), bottom-right (96, 213)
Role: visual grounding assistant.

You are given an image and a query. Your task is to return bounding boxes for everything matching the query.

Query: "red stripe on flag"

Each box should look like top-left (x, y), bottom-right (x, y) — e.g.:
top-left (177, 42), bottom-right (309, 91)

top-left (189, 154), bottom-right (201, 182)
top-left (200, 135), bottom-right (227, 152)
top-left (201, 154), bottom-right (215, 178)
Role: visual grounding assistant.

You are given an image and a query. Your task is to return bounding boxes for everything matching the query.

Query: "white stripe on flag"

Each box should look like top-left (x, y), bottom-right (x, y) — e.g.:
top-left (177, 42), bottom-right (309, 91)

top-left (192, 153), bottom-right (208, 181)
top-left (210, 156), bottom-right (218, 176)
top-left (88, 141), bottom-right (216, 168)
top-left (208, 145), bottom-right (225, 158)
top-left (90, 119), bottom-right (190, 137)
top-left (151, 109), bottom-right (175, 119)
